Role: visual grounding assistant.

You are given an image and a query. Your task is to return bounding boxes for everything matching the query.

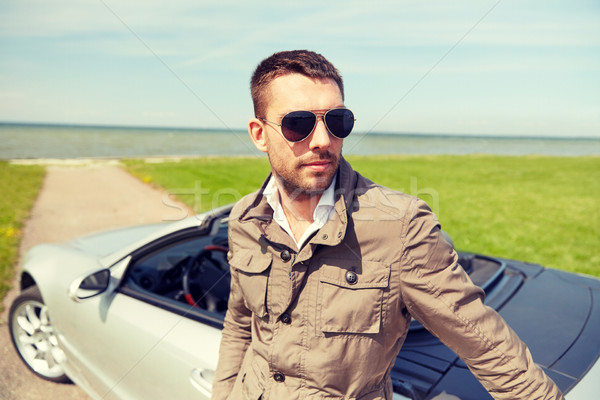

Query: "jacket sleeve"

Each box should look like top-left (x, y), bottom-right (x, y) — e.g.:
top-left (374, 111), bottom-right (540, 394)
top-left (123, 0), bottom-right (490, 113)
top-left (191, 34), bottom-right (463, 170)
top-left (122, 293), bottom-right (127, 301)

top-left (398, 199), bottom-right (564, 400)
top-left (211, 263), bottom-right (252, 400)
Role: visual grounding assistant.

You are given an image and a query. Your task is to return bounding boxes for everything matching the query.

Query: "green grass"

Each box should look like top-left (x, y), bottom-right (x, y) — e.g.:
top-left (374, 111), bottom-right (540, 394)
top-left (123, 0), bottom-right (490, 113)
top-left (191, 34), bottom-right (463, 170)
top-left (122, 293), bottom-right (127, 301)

top-left (124, 155), bottom-right (599, 278)
top-left (124, 157), bottom-right (271, 212)
top-left (347, 155), bottom-right (600, 277)
top-left (0, 162), bottom-right (46, 309)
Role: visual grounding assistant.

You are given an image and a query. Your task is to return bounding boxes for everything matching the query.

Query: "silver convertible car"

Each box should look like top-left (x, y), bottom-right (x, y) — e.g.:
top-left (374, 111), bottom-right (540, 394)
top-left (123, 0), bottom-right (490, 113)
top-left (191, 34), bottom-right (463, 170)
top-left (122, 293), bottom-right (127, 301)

top-left (9, 205), bottom-right (600, 399)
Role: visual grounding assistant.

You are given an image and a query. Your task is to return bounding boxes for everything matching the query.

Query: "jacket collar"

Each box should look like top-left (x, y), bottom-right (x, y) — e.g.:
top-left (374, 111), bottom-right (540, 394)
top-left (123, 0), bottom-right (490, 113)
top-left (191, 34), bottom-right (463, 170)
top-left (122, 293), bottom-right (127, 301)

top-left (236, 157), bottom-right (358, 250)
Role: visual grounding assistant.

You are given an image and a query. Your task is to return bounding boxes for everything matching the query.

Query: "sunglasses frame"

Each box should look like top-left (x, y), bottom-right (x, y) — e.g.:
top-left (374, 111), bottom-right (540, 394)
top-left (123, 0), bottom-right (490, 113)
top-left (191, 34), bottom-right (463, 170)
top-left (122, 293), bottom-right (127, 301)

top-left (258, 108), bottom-right (355, 143)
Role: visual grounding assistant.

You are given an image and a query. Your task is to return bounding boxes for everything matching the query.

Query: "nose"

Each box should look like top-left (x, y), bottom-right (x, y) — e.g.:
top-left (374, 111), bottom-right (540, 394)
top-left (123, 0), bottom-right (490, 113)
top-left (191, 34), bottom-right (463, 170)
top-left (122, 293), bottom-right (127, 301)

top-left (308, 116), bottom-right (331, 150)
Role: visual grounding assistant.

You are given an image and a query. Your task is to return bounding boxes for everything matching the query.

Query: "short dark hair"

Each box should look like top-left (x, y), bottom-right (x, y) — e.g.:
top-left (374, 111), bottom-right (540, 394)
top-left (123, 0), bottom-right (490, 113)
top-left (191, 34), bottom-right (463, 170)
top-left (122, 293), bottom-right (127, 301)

top-left (250, 50), bottom-right (344, 118)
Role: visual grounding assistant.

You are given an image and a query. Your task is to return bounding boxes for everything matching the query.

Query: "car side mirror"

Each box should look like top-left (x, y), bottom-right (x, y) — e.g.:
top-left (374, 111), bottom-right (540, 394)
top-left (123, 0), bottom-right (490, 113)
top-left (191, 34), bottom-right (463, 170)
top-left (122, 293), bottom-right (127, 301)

top-left (69, 269), bottom-right (111, 301)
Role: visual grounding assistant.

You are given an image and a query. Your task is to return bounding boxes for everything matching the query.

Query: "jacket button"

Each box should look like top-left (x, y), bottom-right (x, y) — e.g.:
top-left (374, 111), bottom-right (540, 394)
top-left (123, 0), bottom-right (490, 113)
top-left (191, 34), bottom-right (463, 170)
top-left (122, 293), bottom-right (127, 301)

top-left (345, 271), bottom-right (358, 285)
top-left (280, 313), bottom-right (291, 324)
top-left (280, 250), bottom-right (291, 262)
top-left (273, 372), bottom-right (285, 382)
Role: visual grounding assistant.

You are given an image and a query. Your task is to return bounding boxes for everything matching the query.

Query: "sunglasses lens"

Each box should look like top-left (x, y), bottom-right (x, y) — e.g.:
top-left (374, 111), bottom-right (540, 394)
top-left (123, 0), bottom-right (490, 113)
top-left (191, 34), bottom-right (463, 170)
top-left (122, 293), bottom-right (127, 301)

top-left (279, 109), bottom-right (355, 142)
top-left (281, 111), bottom-right (316, 142)
top-left (325, 109), bottom-right (354, 138)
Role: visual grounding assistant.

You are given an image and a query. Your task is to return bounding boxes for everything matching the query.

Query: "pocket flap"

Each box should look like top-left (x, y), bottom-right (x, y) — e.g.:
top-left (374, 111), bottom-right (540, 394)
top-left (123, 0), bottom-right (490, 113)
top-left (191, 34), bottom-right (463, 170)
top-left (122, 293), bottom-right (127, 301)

top-left (319, 259), bottom-right (390, 289)
top-left (230, 250), bottom-right (272, 274)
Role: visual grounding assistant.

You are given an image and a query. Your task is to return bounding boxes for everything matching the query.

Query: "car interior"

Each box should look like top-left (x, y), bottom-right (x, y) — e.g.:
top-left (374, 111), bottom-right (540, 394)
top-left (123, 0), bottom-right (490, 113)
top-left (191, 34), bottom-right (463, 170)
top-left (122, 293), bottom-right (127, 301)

top-left (121, 218), bottom-right (232, 321)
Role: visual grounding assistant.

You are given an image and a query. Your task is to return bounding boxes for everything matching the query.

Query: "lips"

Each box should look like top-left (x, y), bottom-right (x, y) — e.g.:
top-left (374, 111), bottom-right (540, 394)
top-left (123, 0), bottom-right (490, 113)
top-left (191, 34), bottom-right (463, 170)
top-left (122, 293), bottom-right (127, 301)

top-left (299, 151), bottom-right (339, 174)
top-left (304, 160), bottom-right (332, 172)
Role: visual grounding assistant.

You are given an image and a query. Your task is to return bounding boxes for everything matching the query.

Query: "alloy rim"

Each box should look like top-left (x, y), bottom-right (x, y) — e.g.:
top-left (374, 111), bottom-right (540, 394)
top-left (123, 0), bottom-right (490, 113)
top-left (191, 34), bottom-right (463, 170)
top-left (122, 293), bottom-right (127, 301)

top-left (11, 299), bottom-right (66, 378)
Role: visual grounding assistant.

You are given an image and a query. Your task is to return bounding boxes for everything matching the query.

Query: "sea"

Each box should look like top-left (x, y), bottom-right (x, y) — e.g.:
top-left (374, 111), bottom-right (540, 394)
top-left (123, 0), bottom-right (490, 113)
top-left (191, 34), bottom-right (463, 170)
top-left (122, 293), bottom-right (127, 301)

top-left (1, 123), bottom-right (599, 159)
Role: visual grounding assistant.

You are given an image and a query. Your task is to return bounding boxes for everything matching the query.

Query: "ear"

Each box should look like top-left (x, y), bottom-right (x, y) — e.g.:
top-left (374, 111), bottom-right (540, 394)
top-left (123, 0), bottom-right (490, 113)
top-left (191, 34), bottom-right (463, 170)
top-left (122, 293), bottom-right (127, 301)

top-left (248, 118), bottom-right (268, 153)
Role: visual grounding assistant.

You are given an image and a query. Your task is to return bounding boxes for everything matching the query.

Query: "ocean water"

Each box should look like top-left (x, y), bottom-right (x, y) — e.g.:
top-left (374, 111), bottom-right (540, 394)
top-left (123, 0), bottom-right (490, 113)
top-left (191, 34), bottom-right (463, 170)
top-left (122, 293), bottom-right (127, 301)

top-left (1, 123), bottom-right (599, 159)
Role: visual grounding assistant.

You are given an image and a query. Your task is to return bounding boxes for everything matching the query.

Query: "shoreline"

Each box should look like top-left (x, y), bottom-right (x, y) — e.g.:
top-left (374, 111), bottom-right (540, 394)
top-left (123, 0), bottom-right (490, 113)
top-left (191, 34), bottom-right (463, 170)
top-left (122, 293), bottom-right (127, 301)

top-left (6, 153), bottom-right (600, 167)
top-left (2, 125), bottom-right (599, 159)
top-left (3, 121), bottom-right (600, 141)
top-left (6, 154), bottom-right (268, 165)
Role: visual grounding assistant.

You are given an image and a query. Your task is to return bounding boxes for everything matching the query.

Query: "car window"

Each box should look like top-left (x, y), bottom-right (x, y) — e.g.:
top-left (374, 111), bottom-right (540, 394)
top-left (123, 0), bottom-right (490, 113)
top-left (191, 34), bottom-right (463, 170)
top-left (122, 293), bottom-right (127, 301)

top-left (121, 221), bottom-right (230, 317)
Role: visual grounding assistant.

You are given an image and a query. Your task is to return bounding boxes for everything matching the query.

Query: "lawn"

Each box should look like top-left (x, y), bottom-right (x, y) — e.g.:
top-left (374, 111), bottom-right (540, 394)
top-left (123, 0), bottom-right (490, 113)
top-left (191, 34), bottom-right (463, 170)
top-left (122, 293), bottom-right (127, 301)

top-left (124, 157), bottom-right (271, 213)
top-left (0, 162), bottom-right (45, 310)
top-left (124, 155), bottom-right (599, 278)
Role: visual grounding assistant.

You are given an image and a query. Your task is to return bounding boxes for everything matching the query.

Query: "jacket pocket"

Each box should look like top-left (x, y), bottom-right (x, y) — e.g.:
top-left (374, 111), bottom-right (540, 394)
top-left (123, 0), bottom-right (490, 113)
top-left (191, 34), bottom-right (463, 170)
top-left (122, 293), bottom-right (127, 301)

top-left (318, 259), bottom-right (390, 334)
top-left (239, 357), bottom-right (266, 400)
top-left (241, 360), bottom-right (266, 400)
top-left (230, 250), bottom-right (272, 318)
top-left (241, 372), bottom-right (264, 400)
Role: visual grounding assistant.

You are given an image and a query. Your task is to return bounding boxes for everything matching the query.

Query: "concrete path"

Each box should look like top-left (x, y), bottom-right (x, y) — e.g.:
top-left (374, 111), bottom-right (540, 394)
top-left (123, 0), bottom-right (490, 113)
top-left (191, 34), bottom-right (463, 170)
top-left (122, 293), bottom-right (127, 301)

top-left (0, 161), bottom-right (192, 400)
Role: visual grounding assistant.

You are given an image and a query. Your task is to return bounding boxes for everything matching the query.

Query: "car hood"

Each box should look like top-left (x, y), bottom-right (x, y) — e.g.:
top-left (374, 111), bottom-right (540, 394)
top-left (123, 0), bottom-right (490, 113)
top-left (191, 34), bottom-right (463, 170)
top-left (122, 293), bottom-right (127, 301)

top-left (61, 208), bottom-right (228, 265)
top-left (64, 223), bottom-right (169, 258)
top-left (20, 223), bottom-right (175, 298)
top-left (503, 265), bottom-right (600, 394)
top-left (392, 256), bottom-right (600, 399)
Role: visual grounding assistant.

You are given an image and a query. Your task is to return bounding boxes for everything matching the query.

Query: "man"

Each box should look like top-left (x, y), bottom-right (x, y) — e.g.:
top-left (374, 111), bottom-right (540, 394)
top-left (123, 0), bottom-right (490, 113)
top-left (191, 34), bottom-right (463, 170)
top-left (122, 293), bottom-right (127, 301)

top-left (212, 50), bottom-right (563, 400)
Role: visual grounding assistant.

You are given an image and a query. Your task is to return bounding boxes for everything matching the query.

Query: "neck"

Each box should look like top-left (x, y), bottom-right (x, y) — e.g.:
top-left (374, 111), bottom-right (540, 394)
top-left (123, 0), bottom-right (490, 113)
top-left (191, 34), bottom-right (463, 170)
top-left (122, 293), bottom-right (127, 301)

top-left (278, 189), bottom-right (321, 244)
top-left (278, 187), bottom-right (322, 225)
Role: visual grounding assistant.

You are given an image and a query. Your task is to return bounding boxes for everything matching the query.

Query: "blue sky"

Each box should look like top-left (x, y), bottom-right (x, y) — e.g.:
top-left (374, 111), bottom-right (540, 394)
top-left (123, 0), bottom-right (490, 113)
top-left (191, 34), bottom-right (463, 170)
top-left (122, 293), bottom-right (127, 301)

top-left (1, 0), bottom-right (599, 137)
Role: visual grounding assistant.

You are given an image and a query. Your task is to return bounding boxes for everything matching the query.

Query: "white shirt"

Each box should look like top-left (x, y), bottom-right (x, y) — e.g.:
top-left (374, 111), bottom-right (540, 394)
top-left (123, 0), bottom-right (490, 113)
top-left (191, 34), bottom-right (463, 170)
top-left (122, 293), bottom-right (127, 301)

top-left (264, 175), bottom-right (337, 249)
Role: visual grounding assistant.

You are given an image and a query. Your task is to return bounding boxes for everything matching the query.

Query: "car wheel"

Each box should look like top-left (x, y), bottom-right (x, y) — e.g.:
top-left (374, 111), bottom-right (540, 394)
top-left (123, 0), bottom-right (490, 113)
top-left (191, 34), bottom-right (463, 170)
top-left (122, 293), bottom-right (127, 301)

top-left (9, 285), bottom-right (71, 383)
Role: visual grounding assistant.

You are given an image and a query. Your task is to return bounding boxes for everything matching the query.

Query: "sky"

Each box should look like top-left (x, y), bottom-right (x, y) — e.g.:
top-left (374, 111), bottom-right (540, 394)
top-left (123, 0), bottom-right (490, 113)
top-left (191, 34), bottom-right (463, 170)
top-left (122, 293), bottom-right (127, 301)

top-left (1, 0), bottom-right (599, 137)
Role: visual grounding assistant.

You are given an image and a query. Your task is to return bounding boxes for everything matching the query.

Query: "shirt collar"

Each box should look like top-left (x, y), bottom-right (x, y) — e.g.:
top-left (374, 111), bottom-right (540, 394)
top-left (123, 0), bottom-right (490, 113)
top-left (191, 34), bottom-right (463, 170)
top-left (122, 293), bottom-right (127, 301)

top-left (264, 175), bottom-right (337, 248)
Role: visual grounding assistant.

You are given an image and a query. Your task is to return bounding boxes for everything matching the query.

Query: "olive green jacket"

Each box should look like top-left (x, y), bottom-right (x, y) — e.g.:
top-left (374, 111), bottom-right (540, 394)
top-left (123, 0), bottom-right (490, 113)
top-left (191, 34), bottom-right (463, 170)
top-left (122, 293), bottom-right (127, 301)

top-left (212, 158), bottom-right (563, 400)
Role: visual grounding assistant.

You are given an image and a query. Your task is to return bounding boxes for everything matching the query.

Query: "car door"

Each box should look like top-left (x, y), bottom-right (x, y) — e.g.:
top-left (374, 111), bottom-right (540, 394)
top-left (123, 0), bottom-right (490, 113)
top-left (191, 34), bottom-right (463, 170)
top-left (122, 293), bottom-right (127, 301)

top-left (61, 225), bottom-right (230, 399)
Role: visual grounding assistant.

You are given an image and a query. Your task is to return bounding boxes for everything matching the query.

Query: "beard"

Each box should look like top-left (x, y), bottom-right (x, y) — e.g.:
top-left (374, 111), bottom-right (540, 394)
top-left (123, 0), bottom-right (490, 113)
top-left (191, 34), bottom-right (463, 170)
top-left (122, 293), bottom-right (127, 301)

top-left (269, 150), bottom-right (340, 200)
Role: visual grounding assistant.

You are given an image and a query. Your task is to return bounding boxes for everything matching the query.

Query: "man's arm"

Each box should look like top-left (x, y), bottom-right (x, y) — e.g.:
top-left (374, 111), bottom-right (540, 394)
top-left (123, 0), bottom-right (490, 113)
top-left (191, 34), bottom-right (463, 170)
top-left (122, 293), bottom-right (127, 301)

top-left (211, 266), bottom-right (252, 400)
top-left (399, 199), bottom-right (564, 400)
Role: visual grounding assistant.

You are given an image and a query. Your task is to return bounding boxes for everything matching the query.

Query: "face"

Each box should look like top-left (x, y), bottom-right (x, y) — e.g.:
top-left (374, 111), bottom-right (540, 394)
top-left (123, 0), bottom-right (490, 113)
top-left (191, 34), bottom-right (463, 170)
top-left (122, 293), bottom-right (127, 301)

top-left (248, 73), bottom-right (345, 198)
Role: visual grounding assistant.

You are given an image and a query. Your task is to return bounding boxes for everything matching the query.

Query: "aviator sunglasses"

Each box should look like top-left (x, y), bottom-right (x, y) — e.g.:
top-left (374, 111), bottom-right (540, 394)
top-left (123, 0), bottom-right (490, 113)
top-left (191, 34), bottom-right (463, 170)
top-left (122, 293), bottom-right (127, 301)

top-left (258, 108), bottom-right (355, 143)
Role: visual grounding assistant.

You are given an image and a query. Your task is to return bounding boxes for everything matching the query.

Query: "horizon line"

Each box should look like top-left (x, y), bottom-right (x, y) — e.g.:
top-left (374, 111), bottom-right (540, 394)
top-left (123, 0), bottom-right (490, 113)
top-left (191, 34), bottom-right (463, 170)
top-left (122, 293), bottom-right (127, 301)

top-left (1, 120), bottom-right (599, 141)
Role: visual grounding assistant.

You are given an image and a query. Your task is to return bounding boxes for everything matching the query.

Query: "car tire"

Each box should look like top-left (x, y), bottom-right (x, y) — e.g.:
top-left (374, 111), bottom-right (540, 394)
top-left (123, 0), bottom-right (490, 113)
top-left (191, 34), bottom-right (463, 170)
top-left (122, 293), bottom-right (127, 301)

top-left (9, 285), bottom-right (71, 383)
